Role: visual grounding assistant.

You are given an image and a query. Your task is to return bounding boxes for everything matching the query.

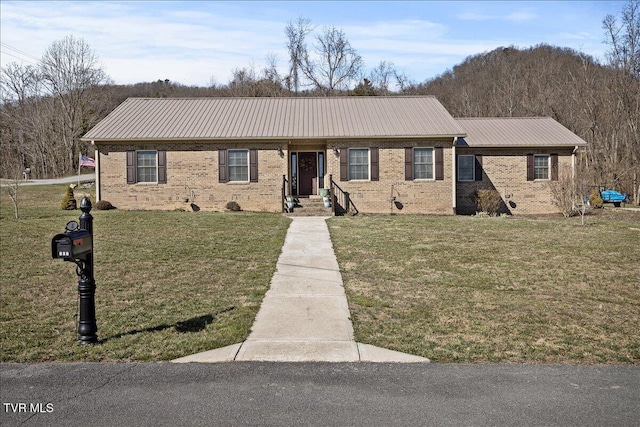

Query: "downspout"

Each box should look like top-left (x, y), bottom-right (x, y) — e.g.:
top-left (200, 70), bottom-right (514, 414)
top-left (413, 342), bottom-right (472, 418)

top-left (572, 146), bottom-right (578, 180)
top-left (452, 137), bottom-right (457, 215)
top-left (92, 141), bottom-right (100, 201)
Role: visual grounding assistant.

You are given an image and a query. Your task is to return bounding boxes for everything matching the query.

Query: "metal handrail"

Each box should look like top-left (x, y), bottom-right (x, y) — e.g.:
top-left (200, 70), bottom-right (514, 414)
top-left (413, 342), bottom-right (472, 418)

top-left (329, 174), bottom-right (358, 216)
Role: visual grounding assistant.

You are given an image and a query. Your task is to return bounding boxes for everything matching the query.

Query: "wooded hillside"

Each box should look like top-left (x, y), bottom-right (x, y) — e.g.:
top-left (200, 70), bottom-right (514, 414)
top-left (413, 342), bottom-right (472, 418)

top-left (407, 44), bottom-right (639, 199)
top-left (2, 2), bottom-right (638, 203)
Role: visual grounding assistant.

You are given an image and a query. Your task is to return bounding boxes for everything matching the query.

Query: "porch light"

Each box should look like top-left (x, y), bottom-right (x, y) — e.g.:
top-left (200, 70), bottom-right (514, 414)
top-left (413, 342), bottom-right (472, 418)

top-left (277, 146), bottom-right (284, 156)
top-left (333, 147), bottom-right (340, 155)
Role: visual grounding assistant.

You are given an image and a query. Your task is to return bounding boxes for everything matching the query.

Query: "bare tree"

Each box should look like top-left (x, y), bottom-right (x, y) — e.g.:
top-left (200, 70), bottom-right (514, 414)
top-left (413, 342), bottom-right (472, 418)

top-left (1, 63), bottom-right (39, 105)
top-left (285, 17), bottom-right (314, 93)
top-left (224, 56), bottom-right (287, 97)
top-left (5, 179), bottom-right (20, 219)
top-left (602, 0), bottom-right (640, 203)
top-left (261, 52), bottom-right (287, 96)
top-left (369, 61), bottom-right (397, 95)
top-left (299, 26), bottom-right (364, 94)
top-left (39, 34), bottom-right (108, 175)
top-left (394, 69), bottom-right (414, 93)
top-left (603, 0), bottom-right (640, 78)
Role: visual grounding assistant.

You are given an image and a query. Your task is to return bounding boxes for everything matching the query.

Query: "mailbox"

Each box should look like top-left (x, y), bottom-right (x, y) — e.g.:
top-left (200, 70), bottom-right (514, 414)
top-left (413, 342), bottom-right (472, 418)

top-left (51, 197), bottom-right (98, 344)
top-left (51, 230), bottom-right (92, 260)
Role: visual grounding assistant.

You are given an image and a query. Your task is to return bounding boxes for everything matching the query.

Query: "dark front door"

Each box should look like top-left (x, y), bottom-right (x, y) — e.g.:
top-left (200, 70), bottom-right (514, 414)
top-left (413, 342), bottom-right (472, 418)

top-left (298, 152), bottom-right (317, 196)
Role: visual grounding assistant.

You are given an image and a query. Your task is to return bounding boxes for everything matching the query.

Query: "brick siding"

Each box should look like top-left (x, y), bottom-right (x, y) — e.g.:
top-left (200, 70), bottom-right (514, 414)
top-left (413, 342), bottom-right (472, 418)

top-left (455, 148), bottom-right (574, 215)
top-left (325, 139), bottom-right (455, 215)
top-left (97, 141), bottom-right (572, 215)
top-left (98, 142), bottom-right (286, 212)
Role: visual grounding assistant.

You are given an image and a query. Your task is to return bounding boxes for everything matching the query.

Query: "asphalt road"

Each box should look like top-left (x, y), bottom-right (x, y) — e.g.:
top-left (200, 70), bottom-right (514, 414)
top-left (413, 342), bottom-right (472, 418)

top-left (1, 362), bottom-right (638, 426)
top-left (7, 173), bottom-right (96, 186)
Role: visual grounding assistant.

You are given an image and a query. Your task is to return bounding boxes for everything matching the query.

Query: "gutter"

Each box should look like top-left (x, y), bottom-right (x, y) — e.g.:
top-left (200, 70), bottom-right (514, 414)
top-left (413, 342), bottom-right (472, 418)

top-left (452, 137), bottom-right (457, 215)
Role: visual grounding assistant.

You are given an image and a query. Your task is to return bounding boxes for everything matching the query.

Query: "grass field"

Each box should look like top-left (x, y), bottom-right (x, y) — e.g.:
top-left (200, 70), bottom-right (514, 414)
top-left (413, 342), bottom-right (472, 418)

top-left (2, 184), bottom-right (639, 364)
top-left (0, 184), bottom-right (290, 362)
top-left (327, 211), bottom-right (640, 364)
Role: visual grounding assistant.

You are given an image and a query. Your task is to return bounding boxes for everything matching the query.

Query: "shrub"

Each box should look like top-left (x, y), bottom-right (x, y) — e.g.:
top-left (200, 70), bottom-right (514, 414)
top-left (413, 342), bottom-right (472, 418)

top-left (61, 186), bottom-right (77, 210)
top-left (589, 188), bottom-right (603, 208)
top-left (549, 167), bottom-right (577, 217)
top-left (225, 201), bottom-right (241, 212)
top-left (474, 189), bottom-right (501, 215)
top-left (94, 200), bottom-right (116, 210)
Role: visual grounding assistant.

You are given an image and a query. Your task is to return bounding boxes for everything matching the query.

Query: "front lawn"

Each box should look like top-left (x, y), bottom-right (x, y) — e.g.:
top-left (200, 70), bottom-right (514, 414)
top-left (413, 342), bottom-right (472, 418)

top-left (0, 184), bottom-right (290, 362)
top-left (328, 211), bottom-right (640, 364)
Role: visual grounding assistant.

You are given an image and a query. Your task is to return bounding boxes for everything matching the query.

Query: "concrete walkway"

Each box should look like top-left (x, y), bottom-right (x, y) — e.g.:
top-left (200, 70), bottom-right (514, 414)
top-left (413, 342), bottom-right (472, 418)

top-left (173, 217), bottom-right (428, 363)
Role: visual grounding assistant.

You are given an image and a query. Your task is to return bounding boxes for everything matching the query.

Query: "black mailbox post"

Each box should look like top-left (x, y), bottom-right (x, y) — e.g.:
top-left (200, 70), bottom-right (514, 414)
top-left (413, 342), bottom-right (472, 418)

top-left (51, 197), bottom-right (97, 344)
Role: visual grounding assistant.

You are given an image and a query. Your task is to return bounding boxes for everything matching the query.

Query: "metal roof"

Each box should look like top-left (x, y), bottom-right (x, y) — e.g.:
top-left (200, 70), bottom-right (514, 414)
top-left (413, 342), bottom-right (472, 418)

top-left (456, 117), bottom-right (588, 148)
top-left (82, 96), bottom-right (465, 141)
top-left (82, 96), bottom-right (466, 142)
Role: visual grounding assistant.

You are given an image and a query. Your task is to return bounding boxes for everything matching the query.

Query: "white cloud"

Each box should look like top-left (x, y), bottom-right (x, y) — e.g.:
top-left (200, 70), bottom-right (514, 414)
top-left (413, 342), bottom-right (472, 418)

top-left (457, 10), bottom-right (537, 22)
top-left (1, 1), bottom-right (613, 86)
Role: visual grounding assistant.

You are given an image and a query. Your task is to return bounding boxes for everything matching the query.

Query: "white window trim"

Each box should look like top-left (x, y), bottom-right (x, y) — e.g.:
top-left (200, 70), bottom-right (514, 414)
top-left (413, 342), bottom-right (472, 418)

top-left (228, 149), bottom-right (250, 183)
top-left (458, 154), bottom-right (475, 182)
top-left (349, 147), bottom-right (371, 181)
top-left (413, 147), bottom-right (435, 181)
top-left (136, 150), bottom-right (158, 184)
top-left (534, 154), bottom-right (550, 181)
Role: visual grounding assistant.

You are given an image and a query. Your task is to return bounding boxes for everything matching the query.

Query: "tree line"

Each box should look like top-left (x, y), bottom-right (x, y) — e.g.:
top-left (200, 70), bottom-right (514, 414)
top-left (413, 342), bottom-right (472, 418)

top-left (1, 1), bottom-right (638, 203)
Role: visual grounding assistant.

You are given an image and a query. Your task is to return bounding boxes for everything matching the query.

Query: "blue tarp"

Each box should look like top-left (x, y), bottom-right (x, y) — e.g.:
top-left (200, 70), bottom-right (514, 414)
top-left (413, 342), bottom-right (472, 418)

top-left (600, 189), bottom-right (627, 203)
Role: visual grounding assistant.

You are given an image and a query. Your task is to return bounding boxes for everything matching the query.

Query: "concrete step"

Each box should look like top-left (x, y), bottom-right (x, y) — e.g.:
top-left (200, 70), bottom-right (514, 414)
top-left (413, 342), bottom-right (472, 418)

top-left (285, 197), bottom-right (333, 217)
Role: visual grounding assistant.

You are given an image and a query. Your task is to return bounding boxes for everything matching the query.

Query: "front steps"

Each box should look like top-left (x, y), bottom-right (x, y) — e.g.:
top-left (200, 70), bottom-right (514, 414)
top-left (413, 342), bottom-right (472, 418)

top-left (285, 196), bottom-right (333, 217)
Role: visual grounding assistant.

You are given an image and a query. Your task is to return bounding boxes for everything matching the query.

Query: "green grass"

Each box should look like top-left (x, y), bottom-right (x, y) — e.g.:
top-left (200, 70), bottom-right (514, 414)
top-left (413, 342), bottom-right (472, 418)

top-left (327, 212), bottom-right (640, 364)
top-left (1, 184), bottom-right (290, 362)
top-left (3, 184), bottom-right (639, 364)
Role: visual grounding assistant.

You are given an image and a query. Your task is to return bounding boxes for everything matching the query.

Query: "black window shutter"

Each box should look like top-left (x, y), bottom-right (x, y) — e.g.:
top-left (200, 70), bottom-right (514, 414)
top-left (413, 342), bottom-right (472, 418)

top-left (435, 147), bottom-right (444, 180)
top-left (550, 154), bottom-right (558, 181)
top-left (250, 149), bottom-right (258, 182)
top-left (126, 151), bottom-right (136, 184)
top-left (218, 149), bottom-right (228, 183)
top-left (405, 148), bottom-right (413, 181)
top-left (340, 149), bottom-right (348, 181)
top-left (370, 147), bottom-right (379, 181)
top-left (526, 154), bottom-right (534, 181)
top-left (157, 150), bottom-right (167, 184)
top-left (474, 154), bottom-right (483, 182)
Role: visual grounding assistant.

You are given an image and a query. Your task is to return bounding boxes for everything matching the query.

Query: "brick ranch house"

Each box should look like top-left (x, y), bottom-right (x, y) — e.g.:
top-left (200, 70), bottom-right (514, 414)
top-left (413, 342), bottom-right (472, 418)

top-left (81, 96), bottom-right (587, 215)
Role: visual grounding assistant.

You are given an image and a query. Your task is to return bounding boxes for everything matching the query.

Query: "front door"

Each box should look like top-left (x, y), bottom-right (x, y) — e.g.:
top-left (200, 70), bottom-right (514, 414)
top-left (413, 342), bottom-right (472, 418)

top-left (298, 152), bottom-right (317, 196)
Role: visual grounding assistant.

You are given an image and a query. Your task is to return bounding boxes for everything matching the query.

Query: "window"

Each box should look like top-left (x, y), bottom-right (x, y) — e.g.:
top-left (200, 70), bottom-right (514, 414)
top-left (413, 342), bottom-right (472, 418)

top-left (534, 155), bottom-right (549, 180)
top-left (228, 150), bottom-right (249, 182)
top-left (458, 154), bottom-right (482, 182)
top-left (291, 152), bottom-right (298, 193)
top-left (527, 153), bottom-right (557, 181)
top-left (458, 155), bottom-right (475, 181)
top-left (413, 148), bottom-right (434, 180)
top-left (405, 147), bottom-right (443, 181)
top-left (340, 148), bottom-right (378, 181)
top-left (218, 148), bottom-right (258, 183)
top-left (126, 150), bottom-right (166, 184)
top-left (348, 148), bottom-right (369, 180)
top-left (136, 151), bottom-right (157, 183)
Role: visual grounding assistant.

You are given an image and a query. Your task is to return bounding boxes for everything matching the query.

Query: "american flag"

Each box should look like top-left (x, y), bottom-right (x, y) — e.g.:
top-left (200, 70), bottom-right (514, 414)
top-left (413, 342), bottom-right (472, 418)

top-left (80, 154), bottom-right (95, 168)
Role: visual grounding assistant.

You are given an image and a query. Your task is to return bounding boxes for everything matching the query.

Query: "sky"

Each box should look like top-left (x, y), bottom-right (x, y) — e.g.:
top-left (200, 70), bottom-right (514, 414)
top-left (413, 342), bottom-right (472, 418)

top-left (0, 1), bottom-right (627, 88)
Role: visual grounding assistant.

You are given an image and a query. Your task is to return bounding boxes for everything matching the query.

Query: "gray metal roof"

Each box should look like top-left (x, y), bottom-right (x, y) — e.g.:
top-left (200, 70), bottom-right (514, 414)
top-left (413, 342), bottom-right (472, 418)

top-left (82, 96), bottom-right (466, 142)
top-left (456, 117), bottom-right (588, 148)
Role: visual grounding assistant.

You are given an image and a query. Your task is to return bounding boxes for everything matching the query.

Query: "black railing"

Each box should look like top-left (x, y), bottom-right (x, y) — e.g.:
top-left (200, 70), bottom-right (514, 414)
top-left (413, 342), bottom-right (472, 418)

top-left (329, 174), bottom-right (358, 216)
top-left (281, 175), bottom-right (288, 213)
